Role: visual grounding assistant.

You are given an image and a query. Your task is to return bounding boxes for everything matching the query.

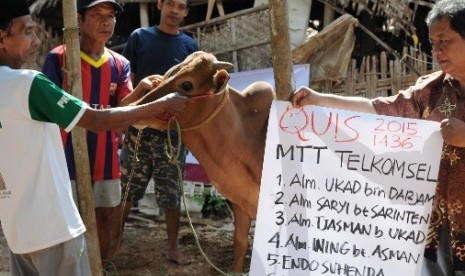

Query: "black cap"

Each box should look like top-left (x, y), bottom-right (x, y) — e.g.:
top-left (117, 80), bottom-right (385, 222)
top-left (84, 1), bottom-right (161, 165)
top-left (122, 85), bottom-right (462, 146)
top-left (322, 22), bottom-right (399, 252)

top-left (77, 0), bottom-right (123, 14)
top-left (0, 0), bottom-right (31, 22)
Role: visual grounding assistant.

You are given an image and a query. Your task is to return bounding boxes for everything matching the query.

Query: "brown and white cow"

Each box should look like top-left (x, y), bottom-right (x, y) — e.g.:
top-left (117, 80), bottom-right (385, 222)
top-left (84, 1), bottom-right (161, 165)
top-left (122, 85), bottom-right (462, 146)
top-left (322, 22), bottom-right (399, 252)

top-left (126, 51), bottom-right (275, 273)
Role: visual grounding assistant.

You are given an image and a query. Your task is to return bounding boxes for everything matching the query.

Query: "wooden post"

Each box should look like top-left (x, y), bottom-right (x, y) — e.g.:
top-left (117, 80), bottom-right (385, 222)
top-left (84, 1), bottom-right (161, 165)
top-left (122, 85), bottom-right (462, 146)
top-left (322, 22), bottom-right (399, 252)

top-left (268, 0), bottom-right (295, 101)
top-left (62, 1), bottom-right (103, 275)
top-left (139, 3), bottom-right (149, 27)
top-left (206, 0), bottom-right (225, 21)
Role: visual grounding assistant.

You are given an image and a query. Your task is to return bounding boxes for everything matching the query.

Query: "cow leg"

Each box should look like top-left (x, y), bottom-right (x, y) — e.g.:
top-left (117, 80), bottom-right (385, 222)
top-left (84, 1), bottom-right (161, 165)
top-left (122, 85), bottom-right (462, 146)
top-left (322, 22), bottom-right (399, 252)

top-left (230, 202), bottom-right (252, 273)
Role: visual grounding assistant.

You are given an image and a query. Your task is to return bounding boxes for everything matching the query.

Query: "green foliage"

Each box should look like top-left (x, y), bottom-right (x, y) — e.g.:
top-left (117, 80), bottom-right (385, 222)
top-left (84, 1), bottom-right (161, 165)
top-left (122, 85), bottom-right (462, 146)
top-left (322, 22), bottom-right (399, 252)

top-left (190, 194), bottom-right (205, 205)
top-left (205, 195), bottom-right (227, 210)
top-left (202, 195), bottom-right (231, 219)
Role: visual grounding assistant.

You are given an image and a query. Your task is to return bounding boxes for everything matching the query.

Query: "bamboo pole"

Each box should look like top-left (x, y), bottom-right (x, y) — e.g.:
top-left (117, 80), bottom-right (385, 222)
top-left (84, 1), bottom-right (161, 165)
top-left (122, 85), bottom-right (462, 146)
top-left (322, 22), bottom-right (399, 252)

top-left (268, 0), bottom-right (295, 101)
top-left (62, 1), bottom-right (103, 275)
top-left (139, 3), bottom-right (149, 27)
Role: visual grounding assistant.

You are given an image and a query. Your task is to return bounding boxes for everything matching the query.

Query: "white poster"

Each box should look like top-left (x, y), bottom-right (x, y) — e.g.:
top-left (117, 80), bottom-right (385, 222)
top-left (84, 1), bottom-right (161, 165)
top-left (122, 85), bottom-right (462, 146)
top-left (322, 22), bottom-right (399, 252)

top-left (250, 101), bottom-right (443, 276)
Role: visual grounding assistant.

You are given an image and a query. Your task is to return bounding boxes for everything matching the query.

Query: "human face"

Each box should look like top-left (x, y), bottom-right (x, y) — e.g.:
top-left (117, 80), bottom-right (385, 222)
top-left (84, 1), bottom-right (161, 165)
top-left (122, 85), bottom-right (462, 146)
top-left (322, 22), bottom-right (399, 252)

top-left (78, 3), bottom-right (116, 44)
top-left (429, 17), bottom-right (465, 79)
top-left (158, 0), bottom-right (189, 31)
top-left (0, 15), bottom-right (40, 69)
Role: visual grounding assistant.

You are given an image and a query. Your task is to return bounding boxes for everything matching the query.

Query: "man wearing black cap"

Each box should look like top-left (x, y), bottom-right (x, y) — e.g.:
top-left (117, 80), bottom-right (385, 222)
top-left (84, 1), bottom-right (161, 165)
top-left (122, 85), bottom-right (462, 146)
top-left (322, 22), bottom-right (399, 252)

top-left (0, 0), bottom-right (187, 274)
top-left (77, 0), bottom-right (123, 14)
top-left (42, 0), bottom-right (130, 261)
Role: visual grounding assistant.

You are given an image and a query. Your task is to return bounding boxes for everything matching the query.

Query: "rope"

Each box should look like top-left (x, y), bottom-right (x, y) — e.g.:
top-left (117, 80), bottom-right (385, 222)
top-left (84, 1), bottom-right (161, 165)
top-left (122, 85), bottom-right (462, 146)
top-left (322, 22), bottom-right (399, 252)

top-left (165, 120), bottom-right (182, 164)
top-left (166, 118), bottom-right (231, 276)
top-left (121, 129), bottom-right (143, 217)
top-left (181, 87), bottom-right (230, 132)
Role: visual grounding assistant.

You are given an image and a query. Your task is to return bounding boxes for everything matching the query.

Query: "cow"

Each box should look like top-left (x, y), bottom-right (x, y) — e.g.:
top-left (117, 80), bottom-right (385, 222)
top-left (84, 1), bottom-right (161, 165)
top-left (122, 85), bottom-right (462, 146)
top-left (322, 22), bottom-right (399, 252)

top-left (123, 51), bottom-right (275, 273)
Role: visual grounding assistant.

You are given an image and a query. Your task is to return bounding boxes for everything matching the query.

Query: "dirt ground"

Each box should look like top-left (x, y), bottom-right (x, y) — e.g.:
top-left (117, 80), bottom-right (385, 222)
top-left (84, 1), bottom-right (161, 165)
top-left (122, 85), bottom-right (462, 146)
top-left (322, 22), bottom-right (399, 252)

top-left (0, 210), bottom-right (254, 276)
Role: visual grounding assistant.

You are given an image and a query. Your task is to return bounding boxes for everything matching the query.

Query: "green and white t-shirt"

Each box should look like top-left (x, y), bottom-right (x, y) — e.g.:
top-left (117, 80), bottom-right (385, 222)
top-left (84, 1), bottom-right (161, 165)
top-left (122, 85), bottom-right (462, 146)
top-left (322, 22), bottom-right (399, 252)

top-left (0, 65), bottom-right (87, 254)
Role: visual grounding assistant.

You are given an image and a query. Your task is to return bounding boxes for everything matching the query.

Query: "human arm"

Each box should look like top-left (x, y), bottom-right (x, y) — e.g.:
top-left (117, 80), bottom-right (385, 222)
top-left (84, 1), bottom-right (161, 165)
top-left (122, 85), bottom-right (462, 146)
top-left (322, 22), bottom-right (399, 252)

top-left (120, 74), bottom-right (163, 106)
top-left (117, 74), bottom-right (164, 146)
top-left (77, 92), bottom-right (187, 133)
top-left (28, 72), bottom-right (186, 133)
top-left (292, 86), bottom-right (377, 114)
top-left (440, 118), bottom-right (465, 147)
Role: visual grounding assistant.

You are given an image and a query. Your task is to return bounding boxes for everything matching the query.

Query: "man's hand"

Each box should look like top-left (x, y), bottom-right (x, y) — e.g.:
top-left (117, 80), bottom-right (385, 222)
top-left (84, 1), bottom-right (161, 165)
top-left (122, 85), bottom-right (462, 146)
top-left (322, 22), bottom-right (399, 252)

top-left (441, 118), bottom-right (465, 147)
top-left (155, 92), bottom-right (189, 118)
top-left (122, 75), bottom-right (164, 106)
top-left (137, 75), bottom-right (163, 92)
top-left (291, 86), bottom-right (316, 107)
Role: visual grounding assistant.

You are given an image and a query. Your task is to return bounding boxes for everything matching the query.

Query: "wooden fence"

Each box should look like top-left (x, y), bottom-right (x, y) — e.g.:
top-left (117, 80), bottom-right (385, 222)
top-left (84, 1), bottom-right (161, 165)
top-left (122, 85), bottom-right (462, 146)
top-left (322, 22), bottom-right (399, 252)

top-left (316, 46), bottom-right (439, 98)
top-left (181, 5), bottom-right (272, 72)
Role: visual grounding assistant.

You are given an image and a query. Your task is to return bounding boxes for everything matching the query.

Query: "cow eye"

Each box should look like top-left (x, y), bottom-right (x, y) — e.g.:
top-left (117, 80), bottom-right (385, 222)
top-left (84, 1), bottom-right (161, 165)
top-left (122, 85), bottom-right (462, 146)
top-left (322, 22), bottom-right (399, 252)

top-left (181, 81), bottom-right (193, 91)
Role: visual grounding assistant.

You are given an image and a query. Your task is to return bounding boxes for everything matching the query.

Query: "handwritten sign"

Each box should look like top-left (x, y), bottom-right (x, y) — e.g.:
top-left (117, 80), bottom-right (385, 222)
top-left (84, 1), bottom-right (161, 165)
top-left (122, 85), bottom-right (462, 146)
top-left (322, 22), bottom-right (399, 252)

top-left (250, 101), bottom-right (443, 276)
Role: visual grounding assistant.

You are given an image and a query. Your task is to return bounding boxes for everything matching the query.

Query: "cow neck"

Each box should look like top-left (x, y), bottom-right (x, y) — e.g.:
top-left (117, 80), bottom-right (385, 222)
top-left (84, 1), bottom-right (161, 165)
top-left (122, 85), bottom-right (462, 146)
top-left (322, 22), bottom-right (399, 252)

top-left (181, 86), bottom-right (230, 132)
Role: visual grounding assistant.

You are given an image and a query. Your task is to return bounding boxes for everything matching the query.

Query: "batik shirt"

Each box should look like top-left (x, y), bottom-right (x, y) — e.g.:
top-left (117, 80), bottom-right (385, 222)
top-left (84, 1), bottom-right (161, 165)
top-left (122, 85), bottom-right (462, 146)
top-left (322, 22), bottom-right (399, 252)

top-left (372, 71), bottom-right (465, 270)
top-left (0, 66), bottom-right (86, 253)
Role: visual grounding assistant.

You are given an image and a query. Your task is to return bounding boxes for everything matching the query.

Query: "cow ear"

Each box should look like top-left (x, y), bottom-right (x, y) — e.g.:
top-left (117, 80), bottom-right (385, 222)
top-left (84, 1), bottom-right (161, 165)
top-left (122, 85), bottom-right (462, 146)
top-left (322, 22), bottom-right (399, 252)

top-left (212, 61), bottom-right (233, 71)
top-left (214, 69), bottom-right (230, 93)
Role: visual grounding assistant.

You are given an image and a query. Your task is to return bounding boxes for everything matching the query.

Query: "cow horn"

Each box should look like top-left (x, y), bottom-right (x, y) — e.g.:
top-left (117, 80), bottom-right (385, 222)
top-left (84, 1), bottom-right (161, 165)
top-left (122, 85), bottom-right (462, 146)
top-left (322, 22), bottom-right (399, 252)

top-left (212, 61), bottom-right (233, 71)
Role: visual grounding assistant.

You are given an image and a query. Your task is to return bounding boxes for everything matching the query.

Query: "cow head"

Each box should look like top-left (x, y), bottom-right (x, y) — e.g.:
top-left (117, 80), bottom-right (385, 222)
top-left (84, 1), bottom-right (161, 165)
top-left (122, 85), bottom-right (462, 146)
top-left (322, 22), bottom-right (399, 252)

top-left (132, 51), bottom-right (233, 129)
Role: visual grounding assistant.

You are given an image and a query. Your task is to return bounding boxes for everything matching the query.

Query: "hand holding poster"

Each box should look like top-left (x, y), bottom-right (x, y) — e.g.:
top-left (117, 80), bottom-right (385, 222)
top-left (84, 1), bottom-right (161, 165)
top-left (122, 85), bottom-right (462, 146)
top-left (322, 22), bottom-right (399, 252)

top-left (250, 101), bottom-right (443, 276)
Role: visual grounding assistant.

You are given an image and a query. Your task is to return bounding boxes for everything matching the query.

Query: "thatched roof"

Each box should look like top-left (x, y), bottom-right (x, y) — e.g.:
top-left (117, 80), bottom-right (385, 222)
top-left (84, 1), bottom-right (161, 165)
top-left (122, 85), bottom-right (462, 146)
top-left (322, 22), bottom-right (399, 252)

top-left (29, 0), bottom-right (436, 37)
top-left (28, 0), bottom-right (247, 37)
top-left (27, 0), bottom-right (436, 69)
top-left (327, 0), bottom-right (437, 35)
top-left (30, 0), bottom-right (60, 13)
top-left (30, 0), bottom-right (63, 36)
